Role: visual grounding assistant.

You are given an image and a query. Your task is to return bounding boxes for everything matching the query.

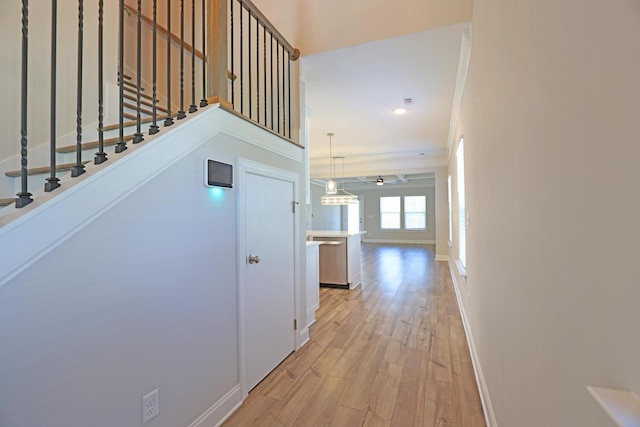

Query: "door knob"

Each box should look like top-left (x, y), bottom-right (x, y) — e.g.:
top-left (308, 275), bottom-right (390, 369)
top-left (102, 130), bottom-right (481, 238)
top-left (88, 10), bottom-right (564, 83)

top-left (248, 254), bottom-right (261, 264)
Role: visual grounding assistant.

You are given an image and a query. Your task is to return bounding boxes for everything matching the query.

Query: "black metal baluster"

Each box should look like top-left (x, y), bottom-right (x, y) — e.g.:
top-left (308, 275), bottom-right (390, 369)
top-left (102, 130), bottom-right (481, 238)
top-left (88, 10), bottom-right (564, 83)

top-left (177, 0), bottom-right (186, 119)
top-left (288, 51), bottom-right (291, 139)
top-left (276, 42), bottom-right (280, 135)
top-left (270, 32), bottom-right (273, 130)
top-left (46, 0), bottom-right (61, 191)
top-left (71, 0), bottom-right (86, 177)
top-left (282, 45), bottom-right (285, 137)
top-left (199, 0), bottom-right (207, 107)
top-left (248, 10), bottom-right (251, 120)
top-left (94, 0), bottom-right (108, 163)
top-left (149, 0), bottom-right (159, 134)
top-left (188, 0), bottom-right (197, 113)
top-left (115, 0), bottom-right (127, 152)
top-left (263, 26), bottom-right (266, 126)
top-left (230, 0), bottom-right (234, 108)
top-left (165, 0), bottom-right (174, 126)
top-left (239, 3), bottom-right (243, 115)
top-left (16, 0), bottom-right (32, 208)
top-left (133, 0), bottom-right (144, 142)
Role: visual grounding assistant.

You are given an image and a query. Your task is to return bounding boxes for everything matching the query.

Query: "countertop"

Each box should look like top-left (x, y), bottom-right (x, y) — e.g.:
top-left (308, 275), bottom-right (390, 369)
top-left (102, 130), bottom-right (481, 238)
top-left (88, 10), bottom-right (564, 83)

top-left (306, 241), bottom-right (322, 248)
top-left (306, 230), bottom-right (367, 238)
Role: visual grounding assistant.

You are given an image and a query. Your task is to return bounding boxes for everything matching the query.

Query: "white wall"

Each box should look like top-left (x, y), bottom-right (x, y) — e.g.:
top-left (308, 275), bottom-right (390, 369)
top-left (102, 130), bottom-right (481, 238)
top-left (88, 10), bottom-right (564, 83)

top-left (0, 108), bottom-right (306, 427)
top-left (308, 183), bottom-right (341, 230)
top-left (351, 185), bottom-right (435, 244)
top-left (449, 1), bottom-right (640, 426)
top-left (434, 166), bottom-right (449, 259)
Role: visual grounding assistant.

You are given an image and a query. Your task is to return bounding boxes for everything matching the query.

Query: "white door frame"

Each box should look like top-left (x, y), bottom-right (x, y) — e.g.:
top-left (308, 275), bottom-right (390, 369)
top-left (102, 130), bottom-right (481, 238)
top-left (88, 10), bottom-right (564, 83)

top-left (237, 158), bottom-right (301, 398)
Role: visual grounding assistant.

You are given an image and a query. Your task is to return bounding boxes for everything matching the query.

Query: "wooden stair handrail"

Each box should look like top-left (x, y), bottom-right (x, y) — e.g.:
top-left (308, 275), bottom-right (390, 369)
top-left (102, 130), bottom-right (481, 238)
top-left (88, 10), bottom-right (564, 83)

top-left (123, 3), bottom-right (205, 61)
top-left (238, 0), bottom-right (300, 60)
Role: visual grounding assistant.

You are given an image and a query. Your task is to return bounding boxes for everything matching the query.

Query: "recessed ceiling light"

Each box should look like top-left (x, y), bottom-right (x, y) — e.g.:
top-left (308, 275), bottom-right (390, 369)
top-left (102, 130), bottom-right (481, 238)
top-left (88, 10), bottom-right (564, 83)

top-left (394, 108), bottom-right (406, 115)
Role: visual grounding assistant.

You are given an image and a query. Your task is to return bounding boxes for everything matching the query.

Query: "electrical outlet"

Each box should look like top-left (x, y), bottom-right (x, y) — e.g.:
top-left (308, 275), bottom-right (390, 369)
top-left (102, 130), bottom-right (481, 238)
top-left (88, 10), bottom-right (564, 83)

top-left (142, 389), bottom-right (159, 424)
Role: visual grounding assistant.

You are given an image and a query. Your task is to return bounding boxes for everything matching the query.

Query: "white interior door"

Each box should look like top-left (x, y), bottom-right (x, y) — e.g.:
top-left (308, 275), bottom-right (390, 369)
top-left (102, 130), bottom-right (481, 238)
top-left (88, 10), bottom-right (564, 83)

top-left (245, 171), bottom-right (296, 391)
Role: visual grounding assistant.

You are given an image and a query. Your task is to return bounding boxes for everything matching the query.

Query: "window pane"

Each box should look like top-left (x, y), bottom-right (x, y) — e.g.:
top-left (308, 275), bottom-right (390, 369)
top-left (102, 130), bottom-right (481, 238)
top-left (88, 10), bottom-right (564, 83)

top-left (381, 213), bottom-right (400, 229)
top-left (404, 196), bottom-right (426, 230)
top-left (380, 197), bottom-right (400, 229)
top-left (405, 213), bottom-right (426, 229)
top-left (380, 196), bottom-right (400, 213)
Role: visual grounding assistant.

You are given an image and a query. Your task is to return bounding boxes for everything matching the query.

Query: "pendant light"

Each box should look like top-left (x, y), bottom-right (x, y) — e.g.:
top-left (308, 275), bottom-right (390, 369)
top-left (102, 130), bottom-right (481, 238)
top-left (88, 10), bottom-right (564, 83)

top-left (324, 133), bottom-right (337, 195)
top-left (321, 156), bottom-right (358, 205)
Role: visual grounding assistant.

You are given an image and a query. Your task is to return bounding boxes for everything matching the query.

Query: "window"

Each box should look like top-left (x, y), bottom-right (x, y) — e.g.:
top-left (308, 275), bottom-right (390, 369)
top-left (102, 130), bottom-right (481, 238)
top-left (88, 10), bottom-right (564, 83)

top-left (380, 195), bottom-right (426, 230)
top-left (404, 196), bottom-right (426, 230)
top-left (457, 139), bottom-right (466, 269)
top-left (380, 196), bottom-right (400, 229)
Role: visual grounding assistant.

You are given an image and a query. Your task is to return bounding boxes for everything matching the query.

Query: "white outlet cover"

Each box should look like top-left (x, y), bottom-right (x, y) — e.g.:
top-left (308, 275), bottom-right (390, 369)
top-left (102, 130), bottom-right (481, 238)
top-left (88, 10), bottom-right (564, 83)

top-left (142, 389), bottom-right (159, 424)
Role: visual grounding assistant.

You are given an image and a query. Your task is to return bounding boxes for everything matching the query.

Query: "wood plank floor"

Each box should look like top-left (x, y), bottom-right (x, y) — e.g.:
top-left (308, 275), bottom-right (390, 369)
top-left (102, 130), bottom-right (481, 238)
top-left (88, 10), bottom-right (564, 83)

top-left (223, 243), bottom-right (486, 427)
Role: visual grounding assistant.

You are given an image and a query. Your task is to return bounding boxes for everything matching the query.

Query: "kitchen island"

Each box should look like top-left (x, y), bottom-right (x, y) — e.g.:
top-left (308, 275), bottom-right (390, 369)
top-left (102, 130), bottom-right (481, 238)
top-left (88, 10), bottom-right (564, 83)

top-left (306, 230), bottom-right (366, 290)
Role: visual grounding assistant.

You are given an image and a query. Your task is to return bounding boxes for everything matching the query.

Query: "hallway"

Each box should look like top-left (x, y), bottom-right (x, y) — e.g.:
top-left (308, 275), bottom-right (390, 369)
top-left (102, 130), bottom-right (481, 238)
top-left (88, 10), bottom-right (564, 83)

top-left (223, 243), bottom-right (485, 426)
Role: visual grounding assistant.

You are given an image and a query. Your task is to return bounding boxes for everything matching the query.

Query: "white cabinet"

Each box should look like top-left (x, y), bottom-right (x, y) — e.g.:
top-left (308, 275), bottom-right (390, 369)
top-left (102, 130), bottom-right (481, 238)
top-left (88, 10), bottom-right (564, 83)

top-left (305, 242), bottom-right (320, 327)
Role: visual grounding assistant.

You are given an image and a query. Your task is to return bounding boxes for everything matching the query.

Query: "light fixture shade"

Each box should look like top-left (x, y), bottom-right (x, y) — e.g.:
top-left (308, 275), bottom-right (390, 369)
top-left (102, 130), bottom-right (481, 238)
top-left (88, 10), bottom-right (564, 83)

top-left (376, 176), bottom-right (384, 185)
top-left (325, 179), bottom-right (337, 195)
top-left (321, 192), bottom-right (359, 205)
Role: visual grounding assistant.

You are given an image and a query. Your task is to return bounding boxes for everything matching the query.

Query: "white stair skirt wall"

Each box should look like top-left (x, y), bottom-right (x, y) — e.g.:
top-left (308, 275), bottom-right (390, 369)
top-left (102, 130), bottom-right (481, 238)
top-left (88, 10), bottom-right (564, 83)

top-left (0, 105), bottom-right (305, 427)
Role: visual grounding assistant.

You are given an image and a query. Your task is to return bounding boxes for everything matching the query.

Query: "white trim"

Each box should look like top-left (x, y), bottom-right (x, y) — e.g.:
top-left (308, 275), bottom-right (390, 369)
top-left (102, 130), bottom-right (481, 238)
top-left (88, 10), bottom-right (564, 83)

top-left (447, 26), bottom-right (472, 160)
top-left (448, 260), bottom-right (497, 427)
top-left (298, 327), bottom-right (310, 348)
top-left (587, 386), bottom-right (640, 427)
top-left (435, 254), bottom-right (450, 262)
top-left (456, 259), bottom-right (467, 277)
top-left (221, 125), bottom-right (303, 164)
top-left (237, 159), bottom-right (301, 398)
top-left (188, 385), bottom-right (243, 427)
top-left (306, 307), bottom-right (318, 328)
top-left (362, 238), bottom-right (436, 245)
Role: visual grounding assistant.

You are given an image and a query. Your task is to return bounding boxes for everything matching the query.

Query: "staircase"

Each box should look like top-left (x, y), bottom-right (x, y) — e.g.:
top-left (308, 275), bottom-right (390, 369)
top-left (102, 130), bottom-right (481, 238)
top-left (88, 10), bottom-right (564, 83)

top-left (0, 73), bottom-right (172, 215)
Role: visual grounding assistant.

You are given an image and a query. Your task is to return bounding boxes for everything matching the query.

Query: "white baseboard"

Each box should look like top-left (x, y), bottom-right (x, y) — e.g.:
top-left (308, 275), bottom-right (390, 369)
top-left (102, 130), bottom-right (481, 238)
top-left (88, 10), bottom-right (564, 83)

top-left (306, 308), bottom-right (317, 329)
top-left (435, 254), bottom-right (449, 262)
top-left (188, 384), bottom-right (243, 427)
top-left (298, 327), bottom-right (310, 349)
top-left (448, 261), bottom-right (498, 427)
top-left (362, 238), bottom-right (436, 245)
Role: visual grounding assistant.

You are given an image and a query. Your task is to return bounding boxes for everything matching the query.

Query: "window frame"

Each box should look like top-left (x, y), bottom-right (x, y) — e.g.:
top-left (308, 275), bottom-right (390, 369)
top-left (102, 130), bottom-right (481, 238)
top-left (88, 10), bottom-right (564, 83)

top-left (379, 195), bottom-right (427, 231)
top-left (379, 196), bottom-right (401, 230)
top-left (403, 195), bottom-right (427, 230)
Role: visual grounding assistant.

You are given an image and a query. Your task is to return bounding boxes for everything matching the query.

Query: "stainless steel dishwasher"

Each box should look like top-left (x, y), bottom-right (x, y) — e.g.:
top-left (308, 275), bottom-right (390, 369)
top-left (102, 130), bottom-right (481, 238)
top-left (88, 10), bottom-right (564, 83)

top-left (313, 237), bottom-right (348, 288)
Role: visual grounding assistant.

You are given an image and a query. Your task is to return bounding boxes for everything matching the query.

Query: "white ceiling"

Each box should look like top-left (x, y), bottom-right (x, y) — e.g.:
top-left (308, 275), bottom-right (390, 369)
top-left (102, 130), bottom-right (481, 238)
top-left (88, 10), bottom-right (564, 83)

top-left (251, 0), bottom-right (472, 183)
top-left (304, 23), bottom-right (468, 180)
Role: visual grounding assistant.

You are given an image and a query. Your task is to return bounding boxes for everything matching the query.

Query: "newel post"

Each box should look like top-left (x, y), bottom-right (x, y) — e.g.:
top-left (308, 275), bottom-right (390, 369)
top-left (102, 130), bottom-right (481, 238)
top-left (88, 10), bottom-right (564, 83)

top-left (208, 0), bottom-right (230, 106)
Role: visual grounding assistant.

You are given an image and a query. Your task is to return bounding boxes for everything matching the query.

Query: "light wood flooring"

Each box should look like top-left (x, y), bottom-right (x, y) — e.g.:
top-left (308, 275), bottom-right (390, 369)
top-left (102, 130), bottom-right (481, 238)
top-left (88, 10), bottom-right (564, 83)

top-left (223, 243), bottom-right (486, 427)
